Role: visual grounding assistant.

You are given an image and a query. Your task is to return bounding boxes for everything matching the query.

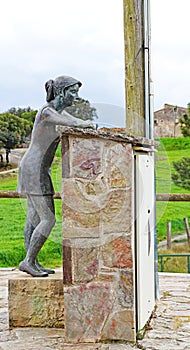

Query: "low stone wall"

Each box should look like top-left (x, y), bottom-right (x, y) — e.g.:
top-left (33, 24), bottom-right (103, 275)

top-left (59, 128), bottom-right (156, 343)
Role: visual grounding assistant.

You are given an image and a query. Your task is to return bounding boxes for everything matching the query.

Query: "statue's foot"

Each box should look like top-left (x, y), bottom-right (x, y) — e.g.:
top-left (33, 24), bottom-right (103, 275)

top-left (19, 260), bottom-right (48, 277)
top-left (35, 260), bottom-right (55, 274)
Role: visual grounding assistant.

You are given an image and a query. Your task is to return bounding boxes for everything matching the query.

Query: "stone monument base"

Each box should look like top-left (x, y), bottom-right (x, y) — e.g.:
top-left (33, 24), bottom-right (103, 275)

top-left (8, 269), bottom-right (64, 328)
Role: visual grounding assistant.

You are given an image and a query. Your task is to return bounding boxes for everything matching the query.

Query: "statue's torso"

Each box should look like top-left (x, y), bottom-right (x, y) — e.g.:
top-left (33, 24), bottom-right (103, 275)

top-left (17, 106), bottom-right (60, 195)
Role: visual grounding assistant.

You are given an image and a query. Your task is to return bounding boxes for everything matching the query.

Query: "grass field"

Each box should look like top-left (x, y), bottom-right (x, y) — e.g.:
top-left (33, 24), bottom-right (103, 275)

top-left (0, 151), bottom-right (63, 268)
top-left (0, 137), bottom-right (190, 269)
top-left (158, 243), bottom-right (190, 273)
top-left (155, 137), bottom-right (190, 241)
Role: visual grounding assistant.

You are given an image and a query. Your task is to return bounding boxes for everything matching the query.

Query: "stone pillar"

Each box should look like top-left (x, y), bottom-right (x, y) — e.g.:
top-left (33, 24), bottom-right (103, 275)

top-left (60, 127), bottom-right (156, 343)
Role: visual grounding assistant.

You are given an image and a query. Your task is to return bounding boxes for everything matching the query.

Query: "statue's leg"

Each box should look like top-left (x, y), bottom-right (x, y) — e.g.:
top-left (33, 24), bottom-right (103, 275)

top-left (19, 195), bottom-right (56, 277)
top-left (24, 196), bottom-right (55, 274)
top-left (24, 195), bottom-right (40, 251)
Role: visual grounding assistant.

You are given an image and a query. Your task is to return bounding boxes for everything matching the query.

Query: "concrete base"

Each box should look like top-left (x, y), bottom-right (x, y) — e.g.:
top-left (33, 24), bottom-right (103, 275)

top-left (8, 269), bottom-right (64, 328)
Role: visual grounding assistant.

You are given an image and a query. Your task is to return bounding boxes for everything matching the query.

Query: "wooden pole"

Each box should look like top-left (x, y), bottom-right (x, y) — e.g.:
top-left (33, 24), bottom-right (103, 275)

top-left (1, 191), bottom-right (190, 202)
top-left (167, 222), bottom-right (172, 250)
top-left (156, 193), bottom-right (190, 201)
top-left (123, 0), bottom-right (145, 136)
top-left (184, 218), bottom-right (190, 247)
top-left (0, 190), bottom-right (61, 199)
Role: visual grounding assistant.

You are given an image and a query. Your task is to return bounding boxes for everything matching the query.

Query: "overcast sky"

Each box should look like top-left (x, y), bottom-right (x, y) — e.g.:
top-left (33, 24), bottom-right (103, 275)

top-left (0, 0), bottom-right (190, 125)
top-left (151, 0), bottom-right (190, 111)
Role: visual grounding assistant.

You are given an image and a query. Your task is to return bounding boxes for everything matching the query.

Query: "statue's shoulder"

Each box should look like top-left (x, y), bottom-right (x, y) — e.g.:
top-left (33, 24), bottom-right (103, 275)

top-left (32, 104), bottom-right (50, 130)
top-left (38, 103), bottom-right (50, 115)
top-left (37, 103), bottom-right (52, 119)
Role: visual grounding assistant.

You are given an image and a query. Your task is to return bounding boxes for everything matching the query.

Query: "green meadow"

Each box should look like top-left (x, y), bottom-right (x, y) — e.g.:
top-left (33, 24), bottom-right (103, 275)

top-left (156, 137), bottom-right (190, 241)
top-left (0, 151), bottom-right (63, 268)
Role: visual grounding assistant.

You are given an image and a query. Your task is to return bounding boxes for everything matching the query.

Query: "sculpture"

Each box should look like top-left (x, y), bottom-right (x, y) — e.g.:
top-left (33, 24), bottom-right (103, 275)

top-left (17, 75), bottom-right (93, 277)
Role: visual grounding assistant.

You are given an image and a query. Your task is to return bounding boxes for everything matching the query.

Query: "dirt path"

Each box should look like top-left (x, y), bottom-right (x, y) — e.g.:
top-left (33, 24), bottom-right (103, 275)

top-left (0, 148), bottom-right (27, 174)
top-left (1, 148), bottom-right (27, 165)
top-left (158, 233), bottom-right (188, 249)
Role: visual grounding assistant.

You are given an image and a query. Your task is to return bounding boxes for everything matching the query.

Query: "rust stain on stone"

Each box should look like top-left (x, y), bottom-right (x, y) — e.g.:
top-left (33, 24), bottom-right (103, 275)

top-left (80, 157), bottom-right (101, 175)
top-left (112, 237), bottom-right (132, 268)
top-left (86, 258), bottom-right (99, 277)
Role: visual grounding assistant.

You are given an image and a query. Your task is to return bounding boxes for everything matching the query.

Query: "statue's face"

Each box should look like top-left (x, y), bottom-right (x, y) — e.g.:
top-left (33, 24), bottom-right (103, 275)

top-left (54, 83), bottom-right (80, 112)
top-left (64, 84), bottom-right (80, 107)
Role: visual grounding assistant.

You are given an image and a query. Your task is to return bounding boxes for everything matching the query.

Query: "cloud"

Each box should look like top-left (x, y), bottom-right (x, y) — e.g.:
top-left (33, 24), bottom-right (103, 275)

top-left (151, 0), bottom-right (190, 110)
top-left (2, 0), bottom-right (189, 120)
top-left (0, 0), bottom-right (125, 120)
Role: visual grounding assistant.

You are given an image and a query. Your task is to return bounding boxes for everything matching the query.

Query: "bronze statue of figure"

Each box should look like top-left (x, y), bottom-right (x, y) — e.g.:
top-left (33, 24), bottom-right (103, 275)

top-left (17, 76), bottom-right (92, 277)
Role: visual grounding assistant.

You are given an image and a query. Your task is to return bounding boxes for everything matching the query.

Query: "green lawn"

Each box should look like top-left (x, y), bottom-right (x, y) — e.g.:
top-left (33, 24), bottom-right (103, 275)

top-left (0, 151), bottom-right (63, 268)
top-left (156, 137), bottom-right (190, 241)
top-left (0, 195), bottom-right (63, 268)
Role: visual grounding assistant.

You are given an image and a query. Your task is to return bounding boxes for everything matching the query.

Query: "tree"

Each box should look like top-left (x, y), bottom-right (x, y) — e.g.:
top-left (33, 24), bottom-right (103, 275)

top-left (6, 106), bottom-right (37, 124)
top-left (65, 98), bottom-right (98, 121)
top-left (172, 157), bottom-right (190, 190)
top-left (0, 106), bottom-right (37, 164)
top-left (0, 120), bottom-right (8, 148)
top-left (180, 103), bottom-right (190, 136)
top-left (7, 106), bottom-right (33, 118)
top-left (0, 113), bottom-right (32, 163)
top-left (21, 110), bottom-right (37, 124)
top-left (0, 120), bottom-right (8, 164)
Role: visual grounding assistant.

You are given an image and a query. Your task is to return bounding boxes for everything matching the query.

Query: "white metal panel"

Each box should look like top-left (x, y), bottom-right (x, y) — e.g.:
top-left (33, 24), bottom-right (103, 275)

top-left (135, 153), bottom-right (155, 330)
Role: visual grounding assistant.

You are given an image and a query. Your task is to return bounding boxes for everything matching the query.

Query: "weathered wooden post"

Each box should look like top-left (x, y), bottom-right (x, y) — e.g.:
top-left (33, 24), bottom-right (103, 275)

top-left (167, 222), bottom-right (172, 249)
top-left (123, 0), bottom-right (145, 135)
top-left (123, 0), bottom-right (152, 138)
top-left (184, 218), bottom-right (190, 247)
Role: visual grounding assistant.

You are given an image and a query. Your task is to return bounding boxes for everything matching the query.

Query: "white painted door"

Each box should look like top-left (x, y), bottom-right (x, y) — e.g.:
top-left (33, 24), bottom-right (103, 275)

top-left (135, 153), bottom-right (155, 330)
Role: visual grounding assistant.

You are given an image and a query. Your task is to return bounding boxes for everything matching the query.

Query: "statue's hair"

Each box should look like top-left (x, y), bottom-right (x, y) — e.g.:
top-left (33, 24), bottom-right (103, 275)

top-left (45, 79), bottom-right (54, 102)
top-left (45, 76), bottom-right (82, 102)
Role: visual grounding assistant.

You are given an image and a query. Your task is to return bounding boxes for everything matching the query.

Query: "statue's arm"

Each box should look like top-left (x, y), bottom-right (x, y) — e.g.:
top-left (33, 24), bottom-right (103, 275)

top-left (42, 106), bottom-right (93, 128)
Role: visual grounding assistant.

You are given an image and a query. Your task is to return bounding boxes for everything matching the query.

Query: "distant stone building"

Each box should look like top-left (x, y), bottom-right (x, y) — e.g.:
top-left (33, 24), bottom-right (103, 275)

top-left (154, 103), bottom-right (187, 138)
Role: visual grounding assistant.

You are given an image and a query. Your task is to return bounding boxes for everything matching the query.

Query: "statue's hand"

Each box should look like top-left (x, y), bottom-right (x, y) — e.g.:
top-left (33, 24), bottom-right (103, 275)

top-left (78, 119), bottom-right (95, 129)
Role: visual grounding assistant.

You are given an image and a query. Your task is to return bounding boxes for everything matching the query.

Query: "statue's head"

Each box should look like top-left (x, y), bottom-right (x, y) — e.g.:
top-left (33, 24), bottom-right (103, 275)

top-left (45, 75), bottom-right (82, 111)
